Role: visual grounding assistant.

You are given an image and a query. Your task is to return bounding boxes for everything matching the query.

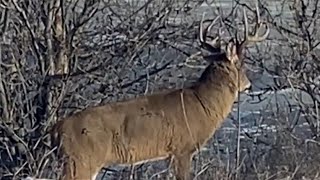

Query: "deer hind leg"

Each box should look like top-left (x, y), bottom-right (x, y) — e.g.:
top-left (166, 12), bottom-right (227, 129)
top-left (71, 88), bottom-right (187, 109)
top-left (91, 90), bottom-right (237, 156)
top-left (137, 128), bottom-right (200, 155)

top-left (172, 153), bottom-right (192, 180)
top-left (62, 157), bottom-right (102, 180)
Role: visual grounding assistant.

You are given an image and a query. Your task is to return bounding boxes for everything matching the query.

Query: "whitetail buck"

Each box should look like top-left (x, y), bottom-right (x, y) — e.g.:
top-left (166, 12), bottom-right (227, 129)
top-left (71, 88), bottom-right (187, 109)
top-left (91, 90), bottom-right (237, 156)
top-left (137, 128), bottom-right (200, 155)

top-left (51, 5), bottom-right (269, 180)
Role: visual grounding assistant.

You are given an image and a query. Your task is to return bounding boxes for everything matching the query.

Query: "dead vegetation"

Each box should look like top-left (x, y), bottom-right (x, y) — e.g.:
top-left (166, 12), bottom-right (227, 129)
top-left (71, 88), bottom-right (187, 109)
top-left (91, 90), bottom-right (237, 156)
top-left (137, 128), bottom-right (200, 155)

top-left (52, 4), bottom-right (269, 179)
top-left (0, 0), bottom-right (319, 180)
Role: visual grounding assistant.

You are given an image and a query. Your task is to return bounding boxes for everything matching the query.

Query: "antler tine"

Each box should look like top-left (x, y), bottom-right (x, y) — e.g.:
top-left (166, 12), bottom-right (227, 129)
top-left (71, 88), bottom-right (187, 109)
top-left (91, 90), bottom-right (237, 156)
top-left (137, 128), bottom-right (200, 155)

top-left (255, 1), bottom-right (260, 25)
top-left (199, 13), bottom-right (221, 52)
top-left (249, 1), bottom-right (270, 41)
top-left (241, 1), bottom-right (270, 48)
top-left (199, 13), bottom-right (206, 44)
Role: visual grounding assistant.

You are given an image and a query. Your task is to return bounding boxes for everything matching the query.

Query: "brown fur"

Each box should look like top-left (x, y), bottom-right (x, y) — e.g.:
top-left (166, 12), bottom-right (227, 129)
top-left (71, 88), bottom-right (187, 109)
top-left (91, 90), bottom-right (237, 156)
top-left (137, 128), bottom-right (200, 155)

top-left (52, 7), bottom-right (269, 179)
top-left (52, 55), bottom-right (251, 180)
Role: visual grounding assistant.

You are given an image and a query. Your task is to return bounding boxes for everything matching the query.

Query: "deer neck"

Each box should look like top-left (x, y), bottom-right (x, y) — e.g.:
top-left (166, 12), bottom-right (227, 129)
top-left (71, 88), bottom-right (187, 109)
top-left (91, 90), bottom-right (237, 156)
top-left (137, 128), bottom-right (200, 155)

top-left (192, 77), bottom-right (238, 123)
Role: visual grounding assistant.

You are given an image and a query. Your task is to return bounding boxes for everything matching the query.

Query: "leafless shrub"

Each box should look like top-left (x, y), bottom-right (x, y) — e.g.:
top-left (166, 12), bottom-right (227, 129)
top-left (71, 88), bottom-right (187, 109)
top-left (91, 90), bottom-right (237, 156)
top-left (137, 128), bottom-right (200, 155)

top-left (0, 0), bottom-right (204, 179)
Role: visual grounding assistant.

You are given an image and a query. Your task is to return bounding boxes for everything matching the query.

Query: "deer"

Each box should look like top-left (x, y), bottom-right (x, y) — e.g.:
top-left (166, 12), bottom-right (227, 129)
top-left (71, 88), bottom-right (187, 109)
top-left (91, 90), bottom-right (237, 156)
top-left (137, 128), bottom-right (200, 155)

top-left (51, 4), bottom-right (269, 180)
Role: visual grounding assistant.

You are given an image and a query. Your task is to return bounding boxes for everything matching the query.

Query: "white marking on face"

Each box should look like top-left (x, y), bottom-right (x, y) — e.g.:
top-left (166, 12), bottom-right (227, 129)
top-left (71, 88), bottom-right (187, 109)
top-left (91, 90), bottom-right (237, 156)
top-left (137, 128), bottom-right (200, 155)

top-left (91, 173), bottom-right (98, 180)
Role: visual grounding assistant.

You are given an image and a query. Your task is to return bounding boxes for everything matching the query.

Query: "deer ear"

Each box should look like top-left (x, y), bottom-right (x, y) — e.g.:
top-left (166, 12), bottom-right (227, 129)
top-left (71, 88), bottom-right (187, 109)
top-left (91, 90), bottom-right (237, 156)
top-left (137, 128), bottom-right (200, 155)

top-left (200, 37), bottom-right (222, 64)
top-left (226, 41), bottom-right (239, 63)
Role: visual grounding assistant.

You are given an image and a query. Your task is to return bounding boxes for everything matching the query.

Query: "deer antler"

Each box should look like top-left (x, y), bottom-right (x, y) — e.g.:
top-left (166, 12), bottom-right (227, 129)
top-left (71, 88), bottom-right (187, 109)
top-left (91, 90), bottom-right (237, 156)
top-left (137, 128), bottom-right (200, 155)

top-left (199, 13), bottom-right (221, 54)
top-left (238, 1), bottom-right (270, 53)
top-left (185, 13), bottom-right (222, 69)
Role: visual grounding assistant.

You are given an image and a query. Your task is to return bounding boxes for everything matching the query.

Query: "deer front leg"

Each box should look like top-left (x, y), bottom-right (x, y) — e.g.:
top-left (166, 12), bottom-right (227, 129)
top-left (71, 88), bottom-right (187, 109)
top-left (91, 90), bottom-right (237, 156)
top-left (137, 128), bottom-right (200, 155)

top-left (172, 153), bottom-right (192, 180)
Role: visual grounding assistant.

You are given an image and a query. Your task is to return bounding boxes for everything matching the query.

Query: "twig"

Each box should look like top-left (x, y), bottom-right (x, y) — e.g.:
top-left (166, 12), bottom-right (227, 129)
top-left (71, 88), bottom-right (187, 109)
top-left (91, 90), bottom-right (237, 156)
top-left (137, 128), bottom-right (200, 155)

top-left (121, 60), bottom-right (173, 89)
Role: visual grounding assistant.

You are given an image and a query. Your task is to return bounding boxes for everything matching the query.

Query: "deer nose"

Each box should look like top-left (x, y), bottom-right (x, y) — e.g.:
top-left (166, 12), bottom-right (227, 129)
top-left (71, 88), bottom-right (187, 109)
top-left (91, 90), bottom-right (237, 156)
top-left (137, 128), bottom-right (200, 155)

top-left (244, 84), bottom-right (252, 93)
